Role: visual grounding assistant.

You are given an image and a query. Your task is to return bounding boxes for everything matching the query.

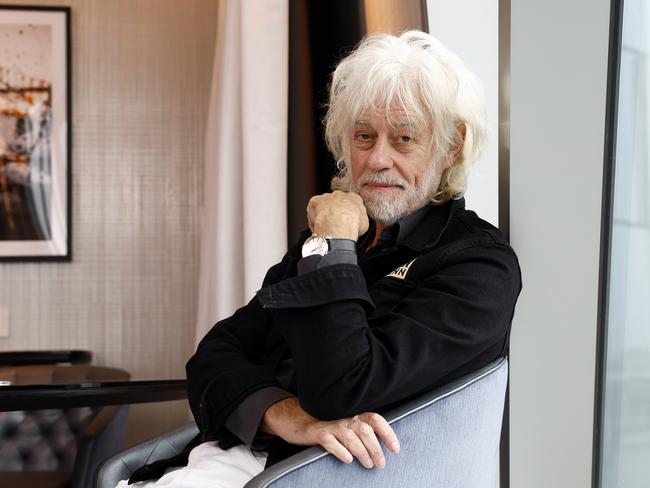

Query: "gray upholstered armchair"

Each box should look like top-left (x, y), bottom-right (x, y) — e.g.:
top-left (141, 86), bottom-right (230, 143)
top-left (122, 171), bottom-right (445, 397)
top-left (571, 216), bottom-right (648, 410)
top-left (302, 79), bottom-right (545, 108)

top-left (96, 357), bottom-right (507, 488)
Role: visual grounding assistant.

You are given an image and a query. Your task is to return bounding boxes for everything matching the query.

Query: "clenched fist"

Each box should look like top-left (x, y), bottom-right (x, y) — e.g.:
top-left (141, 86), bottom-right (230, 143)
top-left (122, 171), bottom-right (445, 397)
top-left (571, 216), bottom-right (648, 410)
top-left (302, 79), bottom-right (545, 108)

top-left (306, 191), bottom-right (369, 241)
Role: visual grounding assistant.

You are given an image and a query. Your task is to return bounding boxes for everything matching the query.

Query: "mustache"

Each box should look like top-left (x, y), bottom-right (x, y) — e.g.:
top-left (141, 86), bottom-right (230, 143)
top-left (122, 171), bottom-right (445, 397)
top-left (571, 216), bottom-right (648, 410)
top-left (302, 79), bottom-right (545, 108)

top-left (357, 172), bottom-right (406, 188)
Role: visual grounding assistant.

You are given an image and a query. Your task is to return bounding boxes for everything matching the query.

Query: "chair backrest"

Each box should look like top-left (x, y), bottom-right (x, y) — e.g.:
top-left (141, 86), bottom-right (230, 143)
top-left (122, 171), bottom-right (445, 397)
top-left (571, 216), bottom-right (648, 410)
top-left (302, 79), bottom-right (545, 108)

top-left (245, 358), bottom-right (508, 488)
top-left (94, 359), bottom-right (508, 488)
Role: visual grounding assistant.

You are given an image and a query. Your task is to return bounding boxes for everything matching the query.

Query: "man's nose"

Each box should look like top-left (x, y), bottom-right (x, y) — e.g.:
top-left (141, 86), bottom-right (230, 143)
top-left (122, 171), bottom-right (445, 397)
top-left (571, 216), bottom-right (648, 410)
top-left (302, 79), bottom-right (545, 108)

top-left (366, 137), bottom-right (394, 170)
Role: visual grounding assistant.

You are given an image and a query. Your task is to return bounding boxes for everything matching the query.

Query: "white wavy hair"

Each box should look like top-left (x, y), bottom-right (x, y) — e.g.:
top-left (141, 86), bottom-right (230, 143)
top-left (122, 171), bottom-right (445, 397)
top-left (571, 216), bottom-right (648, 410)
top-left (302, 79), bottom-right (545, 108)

top-left (325, 30), bottom-right (487, 203)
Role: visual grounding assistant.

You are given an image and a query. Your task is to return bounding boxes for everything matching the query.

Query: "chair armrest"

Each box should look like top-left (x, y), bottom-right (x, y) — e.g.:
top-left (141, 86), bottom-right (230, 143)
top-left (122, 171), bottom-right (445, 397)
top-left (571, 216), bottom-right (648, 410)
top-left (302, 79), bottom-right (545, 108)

top-left (95, 358), bottom-right (507, 488)
top-left (244, 357), bottom-right (508, 488)
top-left (95, 423), bottom-right (199, 488)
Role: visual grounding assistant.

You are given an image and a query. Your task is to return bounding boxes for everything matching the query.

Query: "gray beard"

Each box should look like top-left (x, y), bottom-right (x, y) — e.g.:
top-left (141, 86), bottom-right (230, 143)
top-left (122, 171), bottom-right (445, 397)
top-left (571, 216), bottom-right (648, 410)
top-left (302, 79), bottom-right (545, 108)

top-left (353, 166), bottom-right (439, 226)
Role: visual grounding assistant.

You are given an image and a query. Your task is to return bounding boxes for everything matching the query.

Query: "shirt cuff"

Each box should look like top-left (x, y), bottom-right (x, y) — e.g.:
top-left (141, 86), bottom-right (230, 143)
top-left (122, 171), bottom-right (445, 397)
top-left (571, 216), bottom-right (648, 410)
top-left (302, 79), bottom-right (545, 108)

top-left (224, 387), bottom-right (294, 445)
top-left (297, 250), bottom-right (358, 275)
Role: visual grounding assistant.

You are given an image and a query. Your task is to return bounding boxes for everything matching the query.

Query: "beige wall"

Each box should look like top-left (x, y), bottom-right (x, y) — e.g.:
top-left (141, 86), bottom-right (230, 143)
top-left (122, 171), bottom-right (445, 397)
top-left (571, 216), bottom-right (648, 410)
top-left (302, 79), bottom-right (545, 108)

top-left (0, 0), bottom-right (218, 445)
top-left (363, 0), bottom-right (427, 34)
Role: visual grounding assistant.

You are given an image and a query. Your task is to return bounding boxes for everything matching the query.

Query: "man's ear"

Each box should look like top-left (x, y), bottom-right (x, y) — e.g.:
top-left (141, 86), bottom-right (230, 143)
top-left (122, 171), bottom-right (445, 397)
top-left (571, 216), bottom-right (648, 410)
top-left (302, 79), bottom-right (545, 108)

top-left (439, 123), bottom-right (467, 171)
top-left (450, 122), bottom-right (467, 163)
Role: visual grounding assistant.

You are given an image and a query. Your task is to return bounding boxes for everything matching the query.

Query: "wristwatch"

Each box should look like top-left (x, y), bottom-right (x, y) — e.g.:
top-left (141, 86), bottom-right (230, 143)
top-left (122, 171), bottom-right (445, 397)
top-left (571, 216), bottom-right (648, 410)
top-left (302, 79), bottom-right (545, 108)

top-left (301, 234), bottom-right (357, 258)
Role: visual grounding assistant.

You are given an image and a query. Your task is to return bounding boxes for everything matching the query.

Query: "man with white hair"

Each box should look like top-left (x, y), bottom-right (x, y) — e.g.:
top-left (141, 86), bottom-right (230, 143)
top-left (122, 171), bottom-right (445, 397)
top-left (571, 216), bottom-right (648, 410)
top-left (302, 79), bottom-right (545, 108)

top-left (122, 30), bottom-right (521, 488)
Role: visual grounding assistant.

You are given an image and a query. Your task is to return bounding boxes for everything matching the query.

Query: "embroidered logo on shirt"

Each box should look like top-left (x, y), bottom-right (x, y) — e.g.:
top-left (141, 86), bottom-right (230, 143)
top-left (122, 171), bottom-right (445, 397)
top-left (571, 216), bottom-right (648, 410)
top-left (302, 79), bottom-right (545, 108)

top-left (386, 259), bottom-right (417, 280)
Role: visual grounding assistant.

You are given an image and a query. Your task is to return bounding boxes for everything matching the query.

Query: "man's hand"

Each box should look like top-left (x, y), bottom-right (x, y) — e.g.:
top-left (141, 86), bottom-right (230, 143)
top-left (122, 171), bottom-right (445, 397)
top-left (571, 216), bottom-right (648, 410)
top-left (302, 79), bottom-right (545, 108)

top-left (307, 191), bottom-right (369, 241)
top-left (260, 397), bottom-right (399, 469)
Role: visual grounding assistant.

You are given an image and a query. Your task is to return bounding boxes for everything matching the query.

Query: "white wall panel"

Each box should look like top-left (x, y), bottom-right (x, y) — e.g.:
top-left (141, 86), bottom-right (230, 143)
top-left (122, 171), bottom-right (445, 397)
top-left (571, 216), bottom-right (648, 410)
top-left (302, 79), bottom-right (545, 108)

top-left (509, 0), bottom-right (610, 486)
top-left (427, 0), bottom-right (499, 226)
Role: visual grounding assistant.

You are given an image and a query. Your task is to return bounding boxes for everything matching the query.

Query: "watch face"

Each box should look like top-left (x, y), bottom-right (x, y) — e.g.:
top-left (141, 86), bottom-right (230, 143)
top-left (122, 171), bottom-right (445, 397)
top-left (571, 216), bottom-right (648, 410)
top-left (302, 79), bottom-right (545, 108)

top-left (302, 235), bottom-right (328, 257)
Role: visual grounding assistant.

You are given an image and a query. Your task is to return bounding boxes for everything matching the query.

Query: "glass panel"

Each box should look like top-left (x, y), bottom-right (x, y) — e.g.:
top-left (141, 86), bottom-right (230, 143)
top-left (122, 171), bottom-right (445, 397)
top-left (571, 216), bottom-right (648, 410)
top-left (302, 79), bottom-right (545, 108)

top-left (601, 1), bottom-right (650, 486)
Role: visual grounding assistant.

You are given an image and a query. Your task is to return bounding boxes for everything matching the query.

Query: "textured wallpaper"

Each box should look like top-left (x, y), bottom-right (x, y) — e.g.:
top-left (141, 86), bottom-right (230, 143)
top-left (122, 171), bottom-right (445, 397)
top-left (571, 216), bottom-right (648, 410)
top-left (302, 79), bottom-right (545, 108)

top-left (0, 0), bottom-right (218, 445)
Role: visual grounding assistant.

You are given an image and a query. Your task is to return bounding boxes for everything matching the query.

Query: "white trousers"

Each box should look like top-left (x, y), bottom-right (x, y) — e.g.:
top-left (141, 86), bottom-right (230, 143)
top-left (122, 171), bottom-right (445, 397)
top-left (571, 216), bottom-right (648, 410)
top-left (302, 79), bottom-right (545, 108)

top-left (115, 441), bottom-right (267, 488)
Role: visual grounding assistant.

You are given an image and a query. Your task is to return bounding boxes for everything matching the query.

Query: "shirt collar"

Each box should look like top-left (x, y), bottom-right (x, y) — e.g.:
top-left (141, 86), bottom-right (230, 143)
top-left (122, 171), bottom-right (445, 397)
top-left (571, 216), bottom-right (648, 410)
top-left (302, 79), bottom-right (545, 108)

top-left (358, 197), bottom-right (464, 253)
top-left (400, 197), bottom-right (465, 251)
top-left (395, 204), bottom-right (431, 245)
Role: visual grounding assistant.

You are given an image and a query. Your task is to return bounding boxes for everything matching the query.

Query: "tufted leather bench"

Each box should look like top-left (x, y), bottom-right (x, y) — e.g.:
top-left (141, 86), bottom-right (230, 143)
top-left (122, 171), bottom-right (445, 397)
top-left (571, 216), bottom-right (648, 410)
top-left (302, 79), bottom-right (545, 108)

top-left (0, 365), bottom-right (130, 488)
top-left (0, 408), bottom-right (95, 471)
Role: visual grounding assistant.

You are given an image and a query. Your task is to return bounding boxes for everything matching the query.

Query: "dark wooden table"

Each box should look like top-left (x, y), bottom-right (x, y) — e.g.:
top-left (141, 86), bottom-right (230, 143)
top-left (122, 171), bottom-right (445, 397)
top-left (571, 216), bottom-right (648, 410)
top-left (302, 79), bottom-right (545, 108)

top-left (0, 349), bottom-right (92, 366)
top-left (0, 361), bottom-right (188, 411)
top-left (0, 377), bottom-right (187, 411)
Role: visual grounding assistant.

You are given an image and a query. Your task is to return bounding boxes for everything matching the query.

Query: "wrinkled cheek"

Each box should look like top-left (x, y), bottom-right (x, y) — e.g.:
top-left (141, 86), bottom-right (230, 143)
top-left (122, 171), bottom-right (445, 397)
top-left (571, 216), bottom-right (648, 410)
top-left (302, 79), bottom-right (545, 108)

top-left (348, 156), bottom-right (366, 183)
top-left (350, 172), bottom-right (365, 193)
top-left (350, 169), bottom-right (363, 187)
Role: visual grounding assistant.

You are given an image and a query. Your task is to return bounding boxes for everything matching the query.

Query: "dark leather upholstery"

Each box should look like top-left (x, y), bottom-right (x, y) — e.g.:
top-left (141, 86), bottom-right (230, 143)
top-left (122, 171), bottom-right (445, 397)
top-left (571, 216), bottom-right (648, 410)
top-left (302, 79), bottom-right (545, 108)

top-left (0, 365), bottom-right (130, 488)
top-left (0, 408), bottom-right (94, 471)
top-left (96, 422), bottom-right (199, 487)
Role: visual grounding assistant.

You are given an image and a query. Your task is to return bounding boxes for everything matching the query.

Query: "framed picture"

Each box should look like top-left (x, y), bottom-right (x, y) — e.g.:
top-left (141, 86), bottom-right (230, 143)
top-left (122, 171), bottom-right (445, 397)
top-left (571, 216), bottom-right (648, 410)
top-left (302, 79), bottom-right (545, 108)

top-left (0, 5), bottom-right (71, 260)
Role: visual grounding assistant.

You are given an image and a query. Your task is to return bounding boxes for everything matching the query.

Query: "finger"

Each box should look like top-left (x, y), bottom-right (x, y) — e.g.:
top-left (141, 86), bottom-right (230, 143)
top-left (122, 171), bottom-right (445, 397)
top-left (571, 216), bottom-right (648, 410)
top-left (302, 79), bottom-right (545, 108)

top-left (337, 427), bottom-right (374, 469)
top-left (349, 192), bottom-right (366, 211)
top-left (358, 214), bottom-right (370, 236)
top-left (350, 196), bottom-right (369, 233)
top-left (306, 198), bottom-right (316, 219)
top-left (360, 412), bottom-right (400, 453)
top-left (353, 191), bottom-right (365, 206)
top-left (306, 196), bottom-right (323, 232)
top-left (349, 417), bottom-right (386, 468)
top-left (316, 431), bottom-right (353, 464)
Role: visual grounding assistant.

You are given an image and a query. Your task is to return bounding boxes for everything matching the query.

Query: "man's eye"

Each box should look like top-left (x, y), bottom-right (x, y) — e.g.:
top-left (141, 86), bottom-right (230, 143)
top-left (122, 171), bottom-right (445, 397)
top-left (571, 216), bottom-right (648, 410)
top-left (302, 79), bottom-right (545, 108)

top-left (356, 133), bottom-right (372, 141)
top-left (399, 135), bottom-right (413, 143)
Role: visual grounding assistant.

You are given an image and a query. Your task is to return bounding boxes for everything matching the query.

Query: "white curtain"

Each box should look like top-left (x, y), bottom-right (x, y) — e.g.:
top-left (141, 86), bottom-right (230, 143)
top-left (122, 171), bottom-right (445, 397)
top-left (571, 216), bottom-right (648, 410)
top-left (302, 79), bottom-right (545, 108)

top-left (195, 0), bottom-right (289, 344)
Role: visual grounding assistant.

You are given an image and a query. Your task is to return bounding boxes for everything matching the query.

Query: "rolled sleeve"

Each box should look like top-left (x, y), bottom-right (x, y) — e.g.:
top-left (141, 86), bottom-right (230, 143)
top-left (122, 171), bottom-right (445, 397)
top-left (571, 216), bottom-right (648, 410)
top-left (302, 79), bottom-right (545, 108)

top-left (256, 263), bottom-right (374, 310)
top-left (224, 387), bottom-right (294, 445)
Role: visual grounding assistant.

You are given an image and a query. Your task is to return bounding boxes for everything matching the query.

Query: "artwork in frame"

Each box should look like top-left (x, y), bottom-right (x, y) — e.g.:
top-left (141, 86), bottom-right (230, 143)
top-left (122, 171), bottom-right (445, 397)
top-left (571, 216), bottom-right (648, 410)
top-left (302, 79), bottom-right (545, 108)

top-left (0, 5), bottom-right (71, 260)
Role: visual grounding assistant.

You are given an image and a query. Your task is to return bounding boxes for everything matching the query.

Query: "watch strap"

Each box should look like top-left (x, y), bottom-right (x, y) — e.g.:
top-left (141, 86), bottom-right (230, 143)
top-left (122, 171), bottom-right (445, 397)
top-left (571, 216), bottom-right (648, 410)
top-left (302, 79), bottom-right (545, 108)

top-left (327, 238), bottom-right (357, 253)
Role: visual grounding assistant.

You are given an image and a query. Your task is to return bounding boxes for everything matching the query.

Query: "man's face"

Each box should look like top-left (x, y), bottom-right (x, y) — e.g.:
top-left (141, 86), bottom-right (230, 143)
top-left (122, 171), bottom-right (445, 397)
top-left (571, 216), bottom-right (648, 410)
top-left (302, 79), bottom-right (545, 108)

top-left (349, 108), bottom-right (449, 226)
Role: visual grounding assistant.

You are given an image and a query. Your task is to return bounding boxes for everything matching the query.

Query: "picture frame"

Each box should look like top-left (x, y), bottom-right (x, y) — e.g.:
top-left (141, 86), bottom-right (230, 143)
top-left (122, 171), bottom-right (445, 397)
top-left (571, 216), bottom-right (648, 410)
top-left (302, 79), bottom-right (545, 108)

top-left (0, 5), bottom-right (71, 260)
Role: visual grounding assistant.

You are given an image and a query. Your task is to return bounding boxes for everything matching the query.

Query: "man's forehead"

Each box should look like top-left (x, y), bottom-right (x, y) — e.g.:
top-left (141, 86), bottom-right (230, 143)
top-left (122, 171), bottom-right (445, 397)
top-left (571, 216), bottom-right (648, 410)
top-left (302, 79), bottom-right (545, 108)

top-left (354, 111), bottom-right (418, 128)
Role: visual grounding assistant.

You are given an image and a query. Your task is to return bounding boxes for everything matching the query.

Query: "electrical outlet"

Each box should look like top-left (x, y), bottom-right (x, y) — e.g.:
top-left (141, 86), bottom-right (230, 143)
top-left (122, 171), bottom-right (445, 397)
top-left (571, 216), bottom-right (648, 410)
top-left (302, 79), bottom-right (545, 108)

top-left (0, 306), bottom-right (9, 338)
